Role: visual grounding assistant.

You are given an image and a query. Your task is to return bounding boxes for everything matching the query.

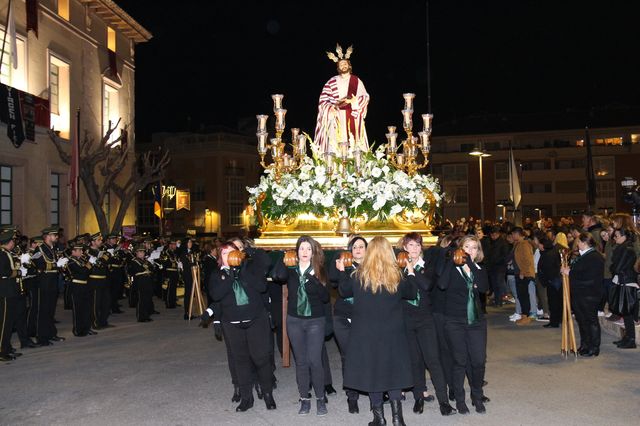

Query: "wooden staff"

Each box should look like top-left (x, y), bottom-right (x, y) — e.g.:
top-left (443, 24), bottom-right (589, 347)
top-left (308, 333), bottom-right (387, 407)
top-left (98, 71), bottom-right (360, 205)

top-left (560, 249), bottom-right (578, 358)
top-left (188, 264), bottom-right (205, 320)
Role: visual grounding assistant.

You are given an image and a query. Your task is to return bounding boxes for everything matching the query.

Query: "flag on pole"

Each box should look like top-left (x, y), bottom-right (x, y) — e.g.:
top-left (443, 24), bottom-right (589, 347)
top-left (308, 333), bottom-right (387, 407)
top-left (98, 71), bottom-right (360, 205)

top-left (153, 182), bottom-right (163, 219)
top-left (508, 144), bottom-right (522, 209)
top-left (585, 126), bottom-right (597, 208)
top-left (70, 110), bottom-right (80, 206)
top-left (8, 0), bottom-right (18, 69)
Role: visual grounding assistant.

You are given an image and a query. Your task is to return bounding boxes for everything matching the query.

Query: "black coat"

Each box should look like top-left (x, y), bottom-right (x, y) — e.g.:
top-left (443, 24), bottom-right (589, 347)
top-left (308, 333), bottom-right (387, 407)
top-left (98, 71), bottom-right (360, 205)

top-left (537, 245), bottom-right (561, 287)
top-left (272, 261), bottom-right (329, 319)
top-left (569, 249), bottom-right (604, 291)
top-left (210, 261), bottom-right (267, 322)
top-left (339, 271), bottom-right (417, 392)
top-left (610, 241), bottom-right (637, 285)
top-left (437, 260), bottom-right (489, 320)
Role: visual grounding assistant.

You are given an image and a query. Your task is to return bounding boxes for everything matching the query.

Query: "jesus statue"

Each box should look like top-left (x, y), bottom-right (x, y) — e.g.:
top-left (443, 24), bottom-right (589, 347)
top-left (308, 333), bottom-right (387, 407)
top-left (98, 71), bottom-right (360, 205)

top-left (314, 44), bottom-right (370, 155)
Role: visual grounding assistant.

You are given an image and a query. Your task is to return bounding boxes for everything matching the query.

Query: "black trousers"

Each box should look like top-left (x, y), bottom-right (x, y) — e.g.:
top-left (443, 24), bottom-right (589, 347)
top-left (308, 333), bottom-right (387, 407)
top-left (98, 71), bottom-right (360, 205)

top-left (546, 279), bottom-right (563, 326)
top-left (515, 276), bottom-right (533, 316)
top-left (333, 315), bottom-right (359, 400)
top-left (110, 268), bottom-right (125, 311)
top-left (37, 275), bottom-right (59, 341)
top-left (165, 274), bottom-right (178, 308)
top-left (63, 281), bottom-right (73, 310)
top-left (406, 315), bottom-right (448, 403)
top-left (0, 296), bottom-right (19, 355)
top-left (14, 295), bottom-right (30, 345)
top-left (432, 312), bottom-right (453, 390)
top-left (90, 279), bottom-right (111, 328)
top-left (26, 279), bottom-right (38, 337)
top-left (71, 284), bottom-right (92, 335)
top-left (572, 285), bottom-right (601, 350)
top-left (444, 316), bottom-right (487, 404)
top-left (136, 281), bottom-right (154, 321)
top-left (222, 312), bottom-right (273, 400)
top-left (222, 324), bottom-right (239, 386)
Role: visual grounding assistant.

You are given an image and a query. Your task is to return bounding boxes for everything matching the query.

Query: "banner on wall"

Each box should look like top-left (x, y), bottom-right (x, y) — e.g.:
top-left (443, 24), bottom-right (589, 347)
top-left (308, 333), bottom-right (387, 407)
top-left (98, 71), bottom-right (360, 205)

top-left (176, 189), bottom-right (191, 211)
top-left (0, 83), bottom-right (50, 147)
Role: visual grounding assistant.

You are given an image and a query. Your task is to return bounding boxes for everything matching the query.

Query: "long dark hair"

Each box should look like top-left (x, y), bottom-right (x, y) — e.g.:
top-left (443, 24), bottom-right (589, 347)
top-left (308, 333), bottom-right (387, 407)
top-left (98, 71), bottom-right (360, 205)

top-left (296, 235), bottom-right (327, 285)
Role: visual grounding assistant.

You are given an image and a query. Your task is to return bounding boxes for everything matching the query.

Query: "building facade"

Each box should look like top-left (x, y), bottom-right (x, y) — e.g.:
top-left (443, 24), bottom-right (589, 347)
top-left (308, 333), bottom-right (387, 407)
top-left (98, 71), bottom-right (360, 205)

top-left (431, 116), bottom-right (640, 222)
top-left (137, 129), bottom-right (261, 238)
top-left (0, 0), bottom-right (150, 236)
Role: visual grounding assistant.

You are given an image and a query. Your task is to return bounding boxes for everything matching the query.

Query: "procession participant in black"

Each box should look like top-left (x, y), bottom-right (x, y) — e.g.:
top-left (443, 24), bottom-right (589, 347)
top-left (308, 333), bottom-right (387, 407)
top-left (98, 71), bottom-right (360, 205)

top-left (129, 245), bottom-right (155, 322)
top-left (179, 237), bottom-right (198, 320)
top-left (161, 239), bottom-right (180, 308)
top-left (271, 236), bottom-right (330, 417)
top-left (201, 242), bottom-right (218, 306)
top-left (1, 230), bottom-right (22, 362)
top-left (327, 235), bottom-right (367, 414)
top-left (26, 237), bottom-right (42, 338)
top-left (536, 235), bottom-right (562, 328)
top-left (211, 243), bottom-right (276, 412)
top-left (14, 238), bottom-right (39, 349)
top-left (32, 227), bottom-right (64, 346)
top-left (337, 236), bottom-right (417, 426)
top-left (400, 232), bottom-right (455, 416)
top-left (87, 233), bottom-right (113, 329)
top-left (561, 232), bottom-right (605, 357)
top-left (438, 235), bottom-right (490, 414)
top-left (66, 243), bottom-right (93, 336)
top-left (609, 228), bottom-right (638, 349)
top-left (105, 234), bottom-right (125, 314)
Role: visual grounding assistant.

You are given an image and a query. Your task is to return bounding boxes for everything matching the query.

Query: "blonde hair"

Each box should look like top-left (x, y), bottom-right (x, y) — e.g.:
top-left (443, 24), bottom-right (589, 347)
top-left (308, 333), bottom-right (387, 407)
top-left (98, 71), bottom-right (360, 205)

top-left (356, 236), bottom-right (402, 294)
top-left (458, 235), bottom-right (484, 263)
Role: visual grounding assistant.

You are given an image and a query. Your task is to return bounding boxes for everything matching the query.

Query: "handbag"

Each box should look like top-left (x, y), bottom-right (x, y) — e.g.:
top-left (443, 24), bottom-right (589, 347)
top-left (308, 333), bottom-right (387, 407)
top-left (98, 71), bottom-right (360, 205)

top-left (608, 283), bottom-right (639, 316)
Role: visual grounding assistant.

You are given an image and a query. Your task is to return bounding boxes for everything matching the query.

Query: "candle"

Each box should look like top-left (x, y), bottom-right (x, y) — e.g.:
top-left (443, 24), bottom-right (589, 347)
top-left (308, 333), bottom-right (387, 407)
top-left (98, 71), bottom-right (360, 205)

top-left (298, 135), bottom-right (306, 155)
top-left (291, 128), bottom-right (300, 142)
top-left (257, 132), bottom-right (268, 154)
top-left (397, 153), bottom-right (405, 166)
top-left (403, 93), bottom-right (416, 111)
top-left (418, 131), bottom-right (430, 151)
top-left (339, 141), bottom-right (349, 160)
top-left (325, 152), bottom-right (335, 174)
top-left (354, 149), bottom-right (362, 171)
top-left (271, 94), bottom-right (284, 112)
top-left (275, 108), bottom-right (287, 131)
top-left (422, 113), bottom-right (433, 131)
top-left (270, 144), bottom-right (279, 158)
top-left (387, 126), bottom-right (396, 134)
top-left (402, 109), bottom-right (413, 130)
top-left (256, 115), bottom-right (268, 133)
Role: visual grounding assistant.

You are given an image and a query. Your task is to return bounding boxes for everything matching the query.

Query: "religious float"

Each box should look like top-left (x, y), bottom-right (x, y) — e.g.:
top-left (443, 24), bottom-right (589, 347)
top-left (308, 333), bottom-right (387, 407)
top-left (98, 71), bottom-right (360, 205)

top-left (247, 45), bottom-right (442, 249)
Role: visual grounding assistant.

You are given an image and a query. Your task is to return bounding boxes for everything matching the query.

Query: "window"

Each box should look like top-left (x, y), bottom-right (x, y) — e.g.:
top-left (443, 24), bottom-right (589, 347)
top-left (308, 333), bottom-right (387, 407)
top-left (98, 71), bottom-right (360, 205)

top-left (58, 0), bottom-right (70, 20)
top-left (593, 156), bottom-right (614, 178)
top-left (523, 183), bottom-right (552, 193)
top-left (556, 204), bottom-right (585, 216)
top-left (51, 173), bottom-right (60, 226)
top-left (521, 160), bottom-right (550, 171)
top-left (107, 27), bottom-right (116, 52)
top-left (485, 142), bottom-right (501, 151)
top-left (555, 180), bottom-right (585, 194)
top-left (594, 137), bottom-right (622, 146)
top-left (226, 176), bottom-right (245, 226)
top-left (495, 162), bottom-right (509, 180)
top-left (0, 29), bottom-right (27, 91)
top-left (49, 54), bottom-right (71, 138)
top-left (631, 134), bottom-right (640, 144)
top-left (555, 158), bottom-right (585, 169)
top-left (460, 143), bottom-right (475, 153)
top-left (442, 164), bottom-right (467, 182)
top-left (442, 184), bottom-right (468, 204)
top-left (596, 180), bottom-right (616, 199)
top-left (1, 166), bottom-right (11, 225)
top-left (103, 83), bottom-right (120, 144)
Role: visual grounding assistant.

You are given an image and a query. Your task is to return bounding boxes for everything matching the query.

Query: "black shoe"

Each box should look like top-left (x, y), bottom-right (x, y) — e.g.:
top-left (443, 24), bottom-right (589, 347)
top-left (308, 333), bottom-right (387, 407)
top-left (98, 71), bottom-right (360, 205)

top-left (456, 401), bottom-right (470, 414)
top-left (325, 384), bottom-right (337, 395)
top-left (472, 399), bottom-right (486, 414)
top-left (390, 400), bottom-right (405, 426)
top-left (618, 339), bottom-right (637, 349)
top-left (21, 340), bottom-right (40, 349)
top-left (448, 389), bottom-right (455, 402)
top-left (412, 398), bottom-right (424, 414)
top-left (439, 402), bottom-right (456, 416)
top-left (231, 386), bottom-right (241, 403)
top-left (88, 330), bottom-right (98, 335)
top-left (112, 309), bottom-right (124, 314)
top-left (264, 392), bottom-right (277, 410)
top-left (580, 347), bottom-right (600, 357)
top-left (74, 332), bottom-right (88, 337)
top-left (11, 351), bottom-right (22, 357)
top-left (235, 398), bottom-right (254, 412)
top-left (543, 323), bottom-right (559, 328)
top-left (50, 336), bottom-right (66, 342)
top-left (482, 380), bottom-right (488, 386)
top-left (102, 324), bottom-right (116, 328)
top-left (368, 405), bottom-right (386, 426)
top-left (613, 337), bottom-right (626, 345)
top-left (0, 353), bottom-right (16, 362)
top-left (255, 383), bottom-right (263, 400)
top-left (37, 339), bottom-right (52, 346)
top-left (481, 395), bottom-right (491, 403)
top-left (348, 398), bottom-right (359, 414)
top-left (152, 310), bottom-right (160, 314)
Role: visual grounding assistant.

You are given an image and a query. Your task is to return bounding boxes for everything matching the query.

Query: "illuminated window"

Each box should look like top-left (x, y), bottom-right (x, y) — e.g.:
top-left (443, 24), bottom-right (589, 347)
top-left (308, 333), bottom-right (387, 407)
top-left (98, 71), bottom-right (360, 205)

top-left (576, 139), bottom-right (584, 147)
top-left (631, 134), bottom-right (639, 144)
top-left (49, 53), bottom-right (71, 138)
top-left (103, 83), bottom-right (120, 144)
top-left (107, 27), bottom-right (116, 52)
top-left (593, 156), bottom-right (614, 178)
top-left (0, 29), bottom-right (27, 91)
top-left (58, 0), bottom-right (70, 20)
top-left (594, 137), bottom-right (622, 146)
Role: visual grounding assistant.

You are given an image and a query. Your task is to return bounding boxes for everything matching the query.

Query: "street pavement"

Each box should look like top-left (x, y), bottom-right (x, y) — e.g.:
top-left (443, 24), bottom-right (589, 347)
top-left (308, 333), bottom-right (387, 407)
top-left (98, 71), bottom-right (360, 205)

top-left (1, 299), bottom-right (639, 426)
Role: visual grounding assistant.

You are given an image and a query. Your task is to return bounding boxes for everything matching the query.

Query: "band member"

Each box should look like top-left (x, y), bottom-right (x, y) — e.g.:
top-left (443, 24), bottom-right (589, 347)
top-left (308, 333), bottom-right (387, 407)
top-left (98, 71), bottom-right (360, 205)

top-left (15, 238), bottom-right (39, 349)
top-left (1, 229), bottom-right (22, 362)
top-left (438, 235), bottom-right (490, 414)
top-left (272, 236), bottom-right (330, 416)
top-left (66, 243), bottom-right (94, 336)
top-left (105, 234), bottom-right (125, 314)
top-left (26, 237), bottom-right (42, 338)
top-left (179, 238), bottom-right (198, 320)
top-left (400, 232), bottom-right (454, 416)
top-left (211, 242), bottom-right (276, 412)
top-left (161, 240), bottom-right (180, 309)
top-left (328, 235), bottom-right (367, 414)
top-left (32, 227), bottom-right (65, 346)
top-left (202, 243), bottom-right (218, 306)
top-left (129, 245), bottom-right (155, 322)
top-left (337, 236), bottom-right (416, 426)
top-left (88, 233), bottom-right (113, 329)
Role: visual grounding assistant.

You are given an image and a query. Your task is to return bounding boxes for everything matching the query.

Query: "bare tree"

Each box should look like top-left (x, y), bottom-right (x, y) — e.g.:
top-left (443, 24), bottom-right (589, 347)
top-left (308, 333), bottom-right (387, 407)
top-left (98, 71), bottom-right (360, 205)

top-left (49, 119), bottom-right (170, 234)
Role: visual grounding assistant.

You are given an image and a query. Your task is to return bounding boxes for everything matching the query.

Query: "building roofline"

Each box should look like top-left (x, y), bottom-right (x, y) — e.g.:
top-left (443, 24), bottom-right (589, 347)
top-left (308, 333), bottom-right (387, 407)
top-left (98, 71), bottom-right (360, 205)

top-left (80, 0), bottom-right (152, 43)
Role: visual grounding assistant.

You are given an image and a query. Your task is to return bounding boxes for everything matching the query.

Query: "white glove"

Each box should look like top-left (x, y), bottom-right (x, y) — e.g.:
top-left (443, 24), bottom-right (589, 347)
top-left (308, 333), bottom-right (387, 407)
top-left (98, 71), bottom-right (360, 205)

top-left (20, 267), bottom-right (28, 277)
top-left (107, 248), bottom-right (115, 255)
top-left (177, 261), bottom-right (183, 270)
top-left (89, 256), bottom-right (97, 265)
top-left (56, 257), bottom-right (69, 268)
top-left (20, 253), bottom-right (31, 264)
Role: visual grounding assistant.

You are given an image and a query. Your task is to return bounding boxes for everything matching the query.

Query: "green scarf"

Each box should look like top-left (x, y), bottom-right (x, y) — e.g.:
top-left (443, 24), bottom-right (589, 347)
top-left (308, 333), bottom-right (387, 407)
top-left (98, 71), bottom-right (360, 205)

top-left (459, 266), bottom-right (479, 325)
top-left (406, 263), bottom-right (423, 307)
top-left (225, 267), bottom-right (248, 306)
top-left (297, 264), bottom-right (313, 317)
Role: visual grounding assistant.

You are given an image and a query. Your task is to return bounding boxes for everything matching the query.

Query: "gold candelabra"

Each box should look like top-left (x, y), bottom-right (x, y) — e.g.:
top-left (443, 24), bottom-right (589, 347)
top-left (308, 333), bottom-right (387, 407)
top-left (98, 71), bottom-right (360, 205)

top-left (385, 93), bottom-right (432, 176)
top-left (256, 94), bottom-right (307, 182)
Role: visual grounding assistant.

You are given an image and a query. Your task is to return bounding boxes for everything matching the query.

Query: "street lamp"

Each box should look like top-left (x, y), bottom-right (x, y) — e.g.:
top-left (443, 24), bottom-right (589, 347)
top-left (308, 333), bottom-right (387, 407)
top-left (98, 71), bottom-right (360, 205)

top-left (469, 148), bottom-right (492, 222)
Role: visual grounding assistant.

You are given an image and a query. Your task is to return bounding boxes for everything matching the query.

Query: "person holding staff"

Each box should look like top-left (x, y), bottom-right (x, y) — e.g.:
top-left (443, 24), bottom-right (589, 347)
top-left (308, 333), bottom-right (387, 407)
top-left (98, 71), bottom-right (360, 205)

top-left (337, 236), bottom-right (417, 426)
top-left (272, 236), bottom-right (330, 416)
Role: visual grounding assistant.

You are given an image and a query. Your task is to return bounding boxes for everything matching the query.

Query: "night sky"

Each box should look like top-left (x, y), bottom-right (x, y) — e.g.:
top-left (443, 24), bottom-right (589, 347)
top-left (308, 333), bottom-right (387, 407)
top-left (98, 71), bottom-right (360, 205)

top-left (117, 1), bottom-right (640, 143)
